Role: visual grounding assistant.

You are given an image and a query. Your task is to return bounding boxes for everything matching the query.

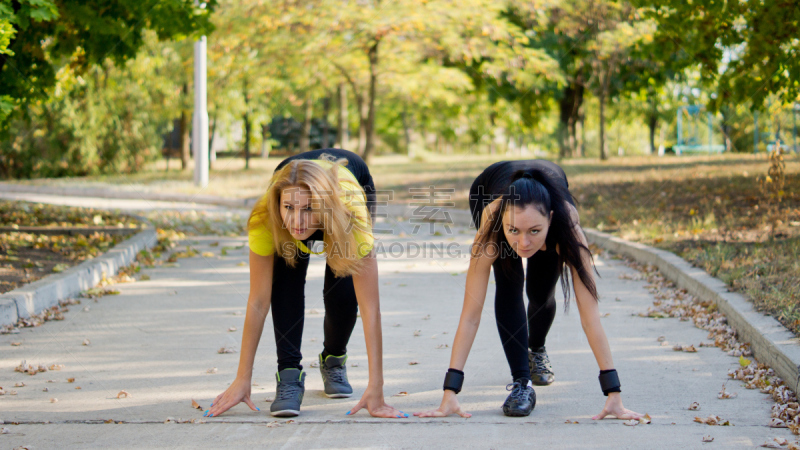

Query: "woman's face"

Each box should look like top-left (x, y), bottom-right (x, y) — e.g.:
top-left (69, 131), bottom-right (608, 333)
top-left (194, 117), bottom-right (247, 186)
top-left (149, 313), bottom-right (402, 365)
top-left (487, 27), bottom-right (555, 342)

top-left (502, 204), bottom-right (552, 259)
top-left (280, 186), bottom-right (322, 240)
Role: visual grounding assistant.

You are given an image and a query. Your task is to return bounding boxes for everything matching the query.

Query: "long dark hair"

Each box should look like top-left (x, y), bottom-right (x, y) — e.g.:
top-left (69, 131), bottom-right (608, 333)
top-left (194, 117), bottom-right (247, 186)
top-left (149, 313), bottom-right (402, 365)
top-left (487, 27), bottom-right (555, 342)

top-left (473, 168), bottom-right (599, 307)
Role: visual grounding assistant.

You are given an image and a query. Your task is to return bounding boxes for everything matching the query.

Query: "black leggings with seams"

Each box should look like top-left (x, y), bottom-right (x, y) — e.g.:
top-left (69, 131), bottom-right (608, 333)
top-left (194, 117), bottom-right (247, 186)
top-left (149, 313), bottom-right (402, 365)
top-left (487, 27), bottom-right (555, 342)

top-left (469, 181), bottom-right (560, 381)
top-left (270, 149), bottom-right (376, 371)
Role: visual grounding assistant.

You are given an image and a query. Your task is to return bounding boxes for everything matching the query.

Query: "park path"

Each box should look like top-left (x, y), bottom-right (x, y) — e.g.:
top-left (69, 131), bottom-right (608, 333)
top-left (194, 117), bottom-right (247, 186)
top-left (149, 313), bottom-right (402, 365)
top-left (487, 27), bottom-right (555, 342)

top-left (0, 195), bottom-right (793, 448)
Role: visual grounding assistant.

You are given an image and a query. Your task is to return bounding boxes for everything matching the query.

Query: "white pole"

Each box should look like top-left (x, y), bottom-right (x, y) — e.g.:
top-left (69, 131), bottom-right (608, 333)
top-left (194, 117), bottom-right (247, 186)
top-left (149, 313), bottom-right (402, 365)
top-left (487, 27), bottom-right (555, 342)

top-left (193, 35), bottom-right (209, 187)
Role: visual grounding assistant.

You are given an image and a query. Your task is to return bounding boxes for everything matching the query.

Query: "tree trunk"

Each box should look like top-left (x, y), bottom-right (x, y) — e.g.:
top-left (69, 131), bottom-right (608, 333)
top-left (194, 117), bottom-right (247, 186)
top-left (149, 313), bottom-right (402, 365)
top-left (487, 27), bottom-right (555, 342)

top-left (558, 85), bottom-right (574, 158)
top-left (336, 83), bottom-right (348, 148)
top-left (208, 113), bottom-right (217, 169)
top-left (362, 39), bottom-right (379, 162)
top-left (180, 83), bottom-right (190, 170)
top-left (357, 98), bottom-right (367, 155)
top-left (261, 124), bottom-right (271, 158)
top-left (598, 64), bottom-right (612, 161)
top-left (300, 93), bottom-right (312, 153)
top-left (648, 114), bottom-right (658, 155)
top-left (243, 79), bottom-right (251, 169)
top-left (402, 104), bottom-right (412, 158)
top-left (243, 112), bottom-right (251, 169)
top-left (321, 95), bottom-right (331, 148)
top-left (576, 105), bottom-right (585, 158)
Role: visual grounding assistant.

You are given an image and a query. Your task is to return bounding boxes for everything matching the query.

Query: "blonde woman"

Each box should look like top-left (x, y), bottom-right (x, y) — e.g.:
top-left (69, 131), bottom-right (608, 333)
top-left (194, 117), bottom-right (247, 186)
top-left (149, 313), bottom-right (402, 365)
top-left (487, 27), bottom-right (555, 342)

top-left (206, 149), bottom-right (405, 419)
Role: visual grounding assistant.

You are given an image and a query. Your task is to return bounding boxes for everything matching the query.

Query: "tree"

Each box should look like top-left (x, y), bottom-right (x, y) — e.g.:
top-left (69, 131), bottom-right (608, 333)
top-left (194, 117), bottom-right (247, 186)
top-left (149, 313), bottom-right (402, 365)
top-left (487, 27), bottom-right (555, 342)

top-left (643, 1), bottom-right (800, 111)
top-left (0, 0), bottom-right (217, 136)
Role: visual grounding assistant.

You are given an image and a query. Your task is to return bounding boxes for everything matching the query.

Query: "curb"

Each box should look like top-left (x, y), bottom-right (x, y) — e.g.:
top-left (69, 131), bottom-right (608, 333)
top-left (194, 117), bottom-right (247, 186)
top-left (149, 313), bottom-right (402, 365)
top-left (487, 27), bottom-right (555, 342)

top-left (0, 228), bottom-right (158, 327)
top-left (0, 183), bottom-right (260, 209)
top-left (584, 228), bottom-right (800, 393)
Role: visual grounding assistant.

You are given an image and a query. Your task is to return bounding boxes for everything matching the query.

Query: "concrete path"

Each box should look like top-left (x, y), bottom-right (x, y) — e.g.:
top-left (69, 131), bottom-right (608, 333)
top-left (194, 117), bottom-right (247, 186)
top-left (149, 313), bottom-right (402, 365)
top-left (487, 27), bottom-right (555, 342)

top-left (0, 204), bottom-right (793, 448)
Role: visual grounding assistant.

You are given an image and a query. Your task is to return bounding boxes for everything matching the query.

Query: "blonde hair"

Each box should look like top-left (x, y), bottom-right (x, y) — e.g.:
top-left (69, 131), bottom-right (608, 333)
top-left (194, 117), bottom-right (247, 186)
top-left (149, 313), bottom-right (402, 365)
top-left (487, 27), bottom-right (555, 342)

top-left (247, 154), bottom-right (373, 277)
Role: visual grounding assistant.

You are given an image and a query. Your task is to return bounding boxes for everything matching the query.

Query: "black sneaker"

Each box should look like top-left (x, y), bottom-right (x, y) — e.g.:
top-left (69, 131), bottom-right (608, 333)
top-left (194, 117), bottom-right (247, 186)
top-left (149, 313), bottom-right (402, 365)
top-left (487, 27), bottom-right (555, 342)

top-left (319, 353), bottom-right (354, 398)
top-left (270, 368), bottom-right (305, 417)
top-left (502, 378), bottom-right (536, 417)
top-left (528, 346), bottom-right (555, 386)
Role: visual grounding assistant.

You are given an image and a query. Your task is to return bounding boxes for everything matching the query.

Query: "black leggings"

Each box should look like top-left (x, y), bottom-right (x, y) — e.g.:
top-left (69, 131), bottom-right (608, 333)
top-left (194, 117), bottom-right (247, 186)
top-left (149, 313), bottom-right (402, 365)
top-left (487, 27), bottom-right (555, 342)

top-left (270, 149), bottom-right (376, 371)
top-left (470, 185), bottom-right (560, 381)
top-left (271, 232), bottom-right (360, 371)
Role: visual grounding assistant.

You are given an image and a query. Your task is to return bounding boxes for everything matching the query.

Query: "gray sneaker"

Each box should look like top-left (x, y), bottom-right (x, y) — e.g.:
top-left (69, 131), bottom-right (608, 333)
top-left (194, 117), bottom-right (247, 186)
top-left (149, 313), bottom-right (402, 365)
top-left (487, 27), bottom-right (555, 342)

top-left (528, 346), bottom-right (555, 386)
top-left (270, 368), bottom-right (305, 417)
top-left (319, 354), bottom-right (353, 398)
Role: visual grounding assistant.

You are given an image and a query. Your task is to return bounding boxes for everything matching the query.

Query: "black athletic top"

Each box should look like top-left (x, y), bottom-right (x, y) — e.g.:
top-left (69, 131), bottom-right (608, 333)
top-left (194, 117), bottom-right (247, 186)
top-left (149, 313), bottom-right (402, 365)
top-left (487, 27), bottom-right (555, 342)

top-left (468, 160), bottom-right (573, 250)
top-left (275, 148), bottom-right (372, 188)
top-left (471, 159), bottom-right (569, 198)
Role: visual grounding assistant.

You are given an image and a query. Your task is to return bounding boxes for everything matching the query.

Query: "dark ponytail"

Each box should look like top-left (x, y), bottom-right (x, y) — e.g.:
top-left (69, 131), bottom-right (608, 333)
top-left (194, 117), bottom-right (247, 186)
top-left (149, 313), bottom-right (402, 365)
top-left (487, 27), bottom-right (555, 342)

top-left (474, 167), bottom-right (598, 307)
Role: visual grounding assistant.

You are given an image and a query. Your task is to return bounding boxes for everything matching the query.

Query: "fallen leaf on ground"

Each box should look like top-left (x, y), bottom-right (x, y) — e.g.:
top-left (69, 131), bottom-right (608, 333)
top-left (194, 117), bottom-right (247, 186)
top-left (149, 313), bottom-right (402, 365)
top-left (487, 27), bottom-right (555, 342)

top-left (657, 336), bottom-right (666, 342)
top-left (408, 361), bottom-right (419, 365)
top-left (75, 386), bottom-right (81, 390)
top-left (392, 392), bottom-right (409, 397)
top-left (689, 402), bottom-right (700, 411)
top-left (218, 346), bottom-right (237, 354)
top-left (191, 399), bottom-right (202, 410)
top-left (683, 345), bottom-right (698, 353)
top-left (422, 315), bottom-right (430, 320)
top-left (672, 344), bottom-right (683, 351)
top-left (67, 378), bottom-right (75, 383)
top-left (237, 262), bottom-right (246, 266)
top-left (50, 398), bottom-right (58, 403)
top-left (623, 420), bottom-right (638, 426)
top-left (435, 344), bottom-right (449, 349)
top-left (639, 414), bottom-right (652, 424)
top-left (82, 339), bottom-right (90, 346)
top-left (718, 384), bottom-right (737, 399)
top-left (42, 388), bottom-right (48, 392)
top-left (10, 342), bottom-right (20, 346)
top-left (768, 418), bottom-right (788, 428)
top-left (206, 368), bottom-right (218, 374)
top-left (264, 398), bottom-right (273, 402)
top-left (413, 330), bottom-right (421, 337)
top-left (351, 362), bottom-right (359, 367)
top-left (702, 436), bottom-right (714, 443)
top-left (117, 390), bottom-right (130, 399)
top-left (139, 274), bottom-right (151, 281)
top-left (14, 382), bottom-right (25, 388)
top-left (228, 327), bottom-right (237, 332)
top-left (49, 364), bottom-right (64, 371)
top-left (695, 415), bottom-right (721, 425)
top-left (761, 439), bottom-right (785, 448)
top-left (565, 420), bottom-right (578, 424)
top-left (0, 428), bottom-right (9, 434)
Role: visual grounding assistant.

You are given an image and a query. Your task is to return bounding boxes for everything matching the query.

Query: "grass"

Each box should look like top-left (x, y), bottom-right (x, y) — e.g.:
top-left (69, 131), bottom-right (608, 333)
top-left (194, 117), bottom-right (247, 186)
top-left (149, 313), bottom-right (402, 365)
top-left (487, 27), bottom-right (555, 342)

top-left (5, 151), bottom-right (800, 334)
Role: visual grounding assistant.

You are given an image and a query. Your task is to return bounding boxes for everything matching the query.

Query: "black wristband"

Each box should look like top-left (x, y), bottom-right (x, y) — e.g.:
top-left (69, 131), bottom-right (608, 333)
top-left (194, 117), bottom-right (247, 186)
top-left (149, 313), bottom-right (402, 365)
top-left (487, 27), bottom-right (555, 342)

top-left (599, 369), bottom-right (621, 396)
top-left (443, 368), bottom-right (465, 394)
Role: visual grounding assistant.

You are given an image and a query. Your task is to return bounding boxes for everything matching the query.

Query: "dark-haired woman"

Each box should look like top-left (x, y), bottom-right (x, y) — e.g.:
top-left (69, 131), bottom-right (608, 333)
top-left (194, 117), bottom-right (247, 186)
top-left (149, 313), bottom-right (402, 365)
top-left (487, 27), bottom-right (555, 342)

top-left (416, 160), bottom-right (641, 418)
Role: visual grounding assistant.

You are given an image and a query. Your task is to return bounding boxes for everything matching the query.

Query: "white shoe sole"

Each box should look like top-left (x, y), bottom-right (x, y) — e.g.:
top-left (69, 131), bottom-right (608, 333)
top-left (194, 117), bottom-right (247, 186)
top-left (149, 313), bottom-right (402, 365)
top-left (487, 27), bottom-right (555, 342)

top-left (325, 392), bottom-right (353, 398)
top-left (270, 409), bottom-right (300, 417)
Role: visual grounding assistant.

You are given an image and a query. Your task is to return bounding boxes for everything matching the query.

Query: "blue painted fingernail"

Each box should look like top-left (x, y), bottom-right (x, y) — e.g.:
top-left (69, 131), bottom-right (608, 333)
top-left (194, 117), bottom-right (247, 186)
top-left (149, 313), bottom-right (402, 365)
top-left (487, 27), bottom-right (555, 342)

top-left (257, 407), bottom-right (261, 411)
top-left (404, 414), bottom-right (409, 418)
top-left (208, 413), bottom-right (213, 417)
top-left (203, 411), bottom-right (208, 417)
top-left (346, 411), bottom-right (351, 415)
top-left (210, 403), bottom-right (213, 407)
